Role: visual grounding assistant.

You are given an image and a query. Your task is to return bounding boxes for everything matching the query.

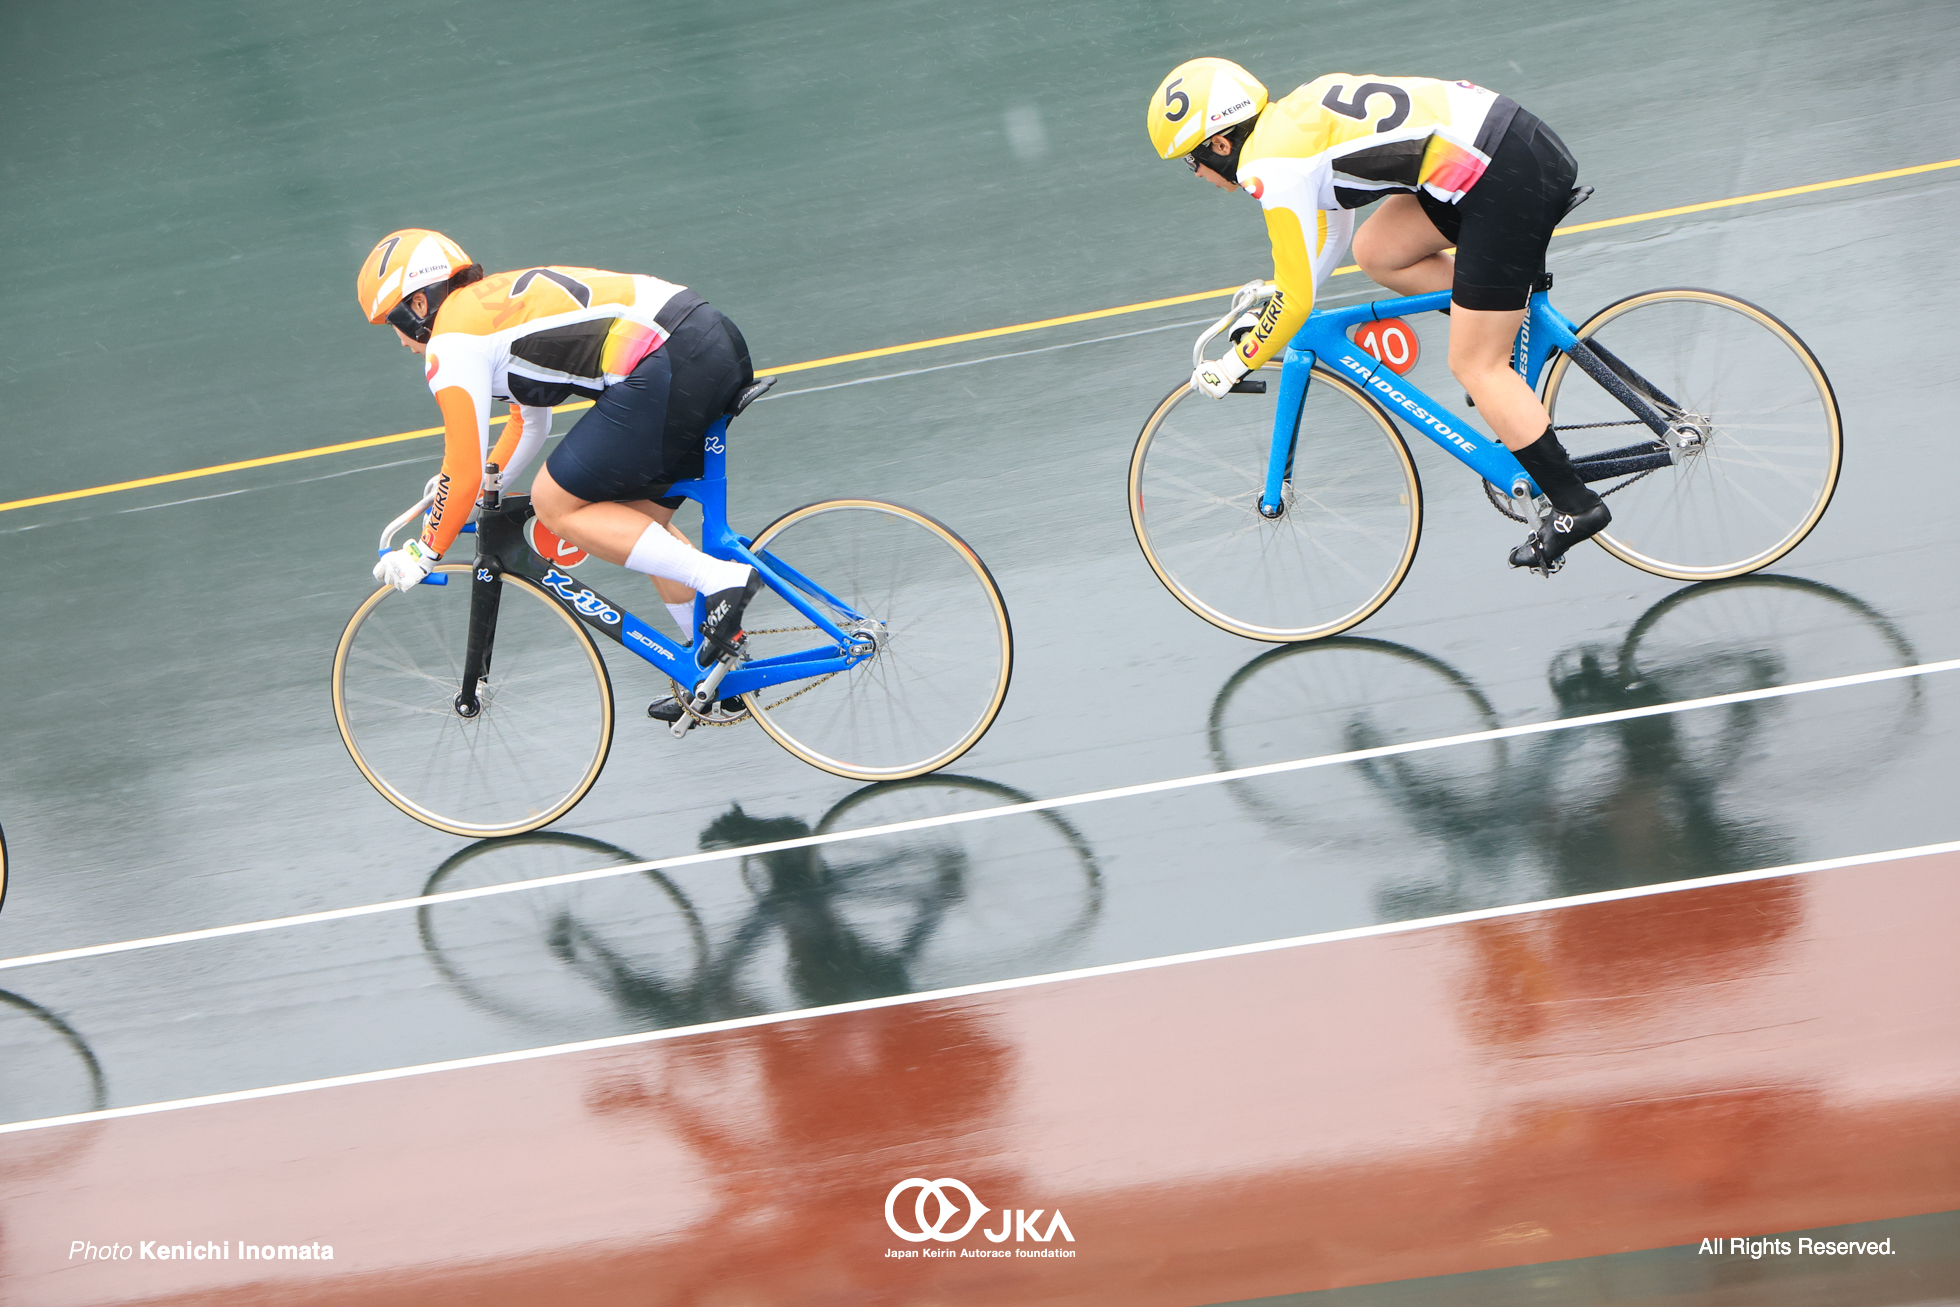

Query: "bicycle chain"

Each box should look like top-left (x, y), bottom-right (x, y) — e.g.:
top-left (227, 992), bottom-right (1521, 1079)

top-left (670, 623), bottom-right (840, 727)
top-left (1483, 419), bottom-right (1666, 522)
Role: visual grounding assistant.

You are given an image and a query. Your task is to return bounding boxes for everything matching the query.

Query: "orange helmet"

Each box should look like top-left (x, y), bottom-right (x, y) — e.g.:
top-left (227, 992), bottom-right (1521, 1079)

top-left (357, 229), bottom-right (478, 340)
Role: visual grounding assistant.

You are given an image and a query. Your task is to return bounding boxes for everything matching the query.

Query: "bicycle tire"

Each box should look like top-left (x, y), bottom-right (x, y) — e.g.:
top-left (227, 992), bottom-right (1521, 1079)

top-left (1616, 575), bottom-right (1922, 793)
top-left (808, 775), bottom-right (1105, 982)
top-left (1206, 636), bottom-right (1508, 856)
top-left (1129, 363), bottom-right (1422, 643)
top-left (0, 988), bottom-right (107, 1137)
top-left (332, 564), bottom-right (615, 838)
top-left (742, 500), bottom-right (1012, 781)
top-left (417, 832), bottom-right (710, 1033)
top-left (1542, 288), bottom-right (1842, 580)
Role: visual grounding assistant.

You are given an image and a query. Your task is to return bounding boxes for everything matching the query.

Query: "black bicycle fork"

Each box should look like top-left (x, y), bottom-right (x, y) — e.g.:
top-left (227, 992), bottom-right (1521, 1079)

top-left (455, 467), bottom-right (529, 718)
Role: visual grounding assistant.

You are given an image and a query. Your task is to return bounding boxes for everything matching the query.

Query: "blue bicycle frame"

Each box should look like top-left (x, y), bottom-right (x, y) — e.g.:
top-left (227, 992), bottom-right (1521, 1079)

top-left (1257, 287), bottom-right (1674, 516)
top-left (437, 412), bottom-right (876, 705)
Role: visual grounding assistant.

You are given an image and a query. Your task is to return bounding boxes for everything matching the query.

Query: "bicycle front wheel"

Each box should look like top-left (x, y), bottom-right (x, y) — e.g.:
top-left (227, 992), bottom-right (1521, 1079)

top-left (332, 564), bottom-right (615, 837)
top-left (742, 501), bottom-right (1012, 781)
top-left (1543, 289), bottom-right (1842, 580)
top-left (1129, 364), bottom-right (1422, 642)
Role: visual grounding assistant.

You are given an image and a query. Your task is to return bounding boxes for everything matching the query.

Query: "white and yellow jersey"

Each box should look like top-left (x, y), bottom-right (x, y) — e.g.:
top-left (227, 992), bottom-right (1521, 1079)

top-left (416, 267), bottom-right (699, 553)
top-left (1230, 76), bottom-right (1518, 369)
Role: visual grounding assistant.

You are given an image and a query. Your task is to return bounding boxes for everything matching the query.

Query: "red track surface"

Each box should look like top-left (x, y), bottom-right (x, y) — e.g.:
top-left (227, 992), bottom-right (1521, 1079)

top-left (4, 851), bottom-right (1956, 1306)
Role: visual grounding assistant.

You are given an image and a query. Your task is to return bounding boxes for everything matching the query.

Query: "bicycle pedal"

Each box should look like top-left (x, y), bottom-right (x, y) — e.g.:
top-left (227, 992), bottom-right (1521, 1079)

top-left (669, 711), bottom-right (698, 739)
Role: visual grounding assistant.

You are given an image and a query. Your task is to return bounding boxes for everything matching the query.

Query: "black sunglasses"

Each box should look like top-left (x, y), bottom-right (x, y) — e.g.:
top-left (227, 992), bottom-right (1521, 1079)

top-left (386, 293), bottom-right (434, 343)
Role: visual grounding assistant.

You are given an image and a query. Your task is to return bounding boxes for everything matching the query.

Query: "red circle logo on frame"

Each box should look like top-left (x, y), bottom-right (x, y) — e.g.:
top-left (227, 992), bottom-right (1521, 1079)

top-left (1353, 317), bottom-right (1419, 375)
top-left (527, 518), bottom-right (589, 568)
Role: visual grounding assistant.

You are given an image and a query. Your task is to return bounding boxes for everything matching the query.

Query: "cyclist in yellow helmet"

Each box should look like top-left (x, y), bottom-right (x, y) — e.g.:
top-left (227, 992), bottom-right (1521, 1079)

top-left (356, 230), bottom-right (763, 684)
top-left (1148, 59), bottom-right (1605, 574)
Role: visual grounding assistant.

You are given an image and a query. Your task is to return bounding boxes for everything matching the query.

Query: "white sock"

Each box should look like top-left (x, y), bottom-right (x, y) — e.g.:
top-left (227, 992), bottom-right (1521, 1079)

top-left (665, 601), bottom-right (696, 642)
top-left (623, 521), bottom-right (751, 595)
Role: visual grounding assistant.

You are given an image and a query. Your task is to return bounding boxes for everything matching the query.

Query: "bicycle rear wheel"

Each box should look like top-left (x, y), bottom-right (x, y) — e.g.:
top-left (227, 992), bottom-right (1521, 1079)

top-left (332, 565), bottom-right (615, 837)
top-left (1129, 364), bottom-right (1422, 642)
top-left (742, 501), bottom-right (1012, 780)
top-left (1543, 289), bottom-right (1842, 580)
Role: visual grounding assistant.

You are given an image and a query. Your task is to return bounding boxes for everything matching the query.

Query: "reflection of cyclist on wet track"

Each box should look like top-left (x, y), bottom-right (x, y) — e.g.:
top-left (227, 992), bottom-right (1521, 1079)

top-left (355, 229), bottom-right (765, 670)
top-left (1147, 59), bottom-right (1608, 573)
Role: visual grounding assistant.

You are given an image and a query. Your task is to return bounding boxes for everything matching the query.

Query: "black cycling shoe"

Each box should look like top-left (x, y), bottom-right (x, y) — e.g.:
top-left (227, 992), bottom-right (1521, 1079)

top-left (648, 695), bottom-right (743, 724)
top-left (695, 569), bottom-right (764, 667)
top-left (1509, 502), bottom-right (1611, 575)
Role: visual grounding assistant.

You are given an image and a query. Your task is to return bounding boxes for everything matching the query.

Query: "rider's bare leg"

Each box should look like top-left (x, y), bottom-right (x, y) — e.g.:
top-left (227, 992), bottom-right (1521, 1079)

top-left (1352, 196), bottom-right (1549, 452)
top-left (1357, 195), bottom-right (1604, 569)
top-left (1446, 306), bottom-right (1549, 451)
top-left (1350, 195), bottom-right (1454, 295)
top-left (531, 465), bottom-right (748, 597)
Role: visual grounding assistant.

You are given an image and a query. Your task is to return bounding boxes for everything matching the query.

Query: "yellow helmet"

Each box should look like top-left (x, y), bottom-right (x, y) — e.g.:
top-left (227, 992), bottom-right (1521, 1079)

top-left (1146, 58), bottom-right (1268, 160)
top-left (357, 229), bottom-right (475, 337)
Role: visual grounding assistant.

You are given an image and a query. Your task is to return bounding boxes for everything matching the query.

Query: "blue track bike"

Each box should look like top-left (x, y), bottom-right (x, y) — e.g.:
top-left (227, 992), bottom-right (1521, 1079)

top-left (332, 378), bottom-right (1014, 838)
top-left (1128, 273), bottom-right (1842, 642)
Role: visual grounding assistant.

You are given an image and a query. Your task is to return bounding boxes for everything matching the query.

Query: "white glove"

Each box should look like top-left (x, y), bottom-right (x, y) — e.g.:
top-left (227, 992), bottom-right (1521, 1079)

top-left (1191, 352), bottom-right (1250, 399)
top-left (1227, 310), bottom-right (1260, 345)
top-left (374, 538), bottom-right (442, 592)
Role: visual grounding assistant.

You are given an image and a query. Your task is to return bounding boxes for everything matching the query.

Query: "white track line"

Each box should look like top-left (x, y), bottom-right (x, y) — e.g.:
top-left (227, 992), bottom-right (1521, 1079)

top-left (2, 838), bottom-right (1954, 1138)
top-left (1, 657), bottom-right (1953, 977)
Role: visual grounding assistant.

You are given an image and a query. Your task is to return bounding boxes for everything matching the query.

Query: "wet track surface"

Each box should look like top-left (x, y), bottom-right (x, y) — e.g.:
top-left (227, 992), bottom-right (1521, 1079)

top-left (2, 0), bottom-right (1958, 1301)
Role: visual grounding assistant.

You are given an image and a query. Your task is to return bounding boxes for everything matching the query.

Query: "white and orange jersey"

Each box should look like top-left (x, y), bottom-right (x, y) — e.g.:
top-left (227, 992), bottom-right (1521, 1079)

top-left (1230, 76), bottom-right (1518, 370)
top-left (416, 267), bottom-right (701, 554)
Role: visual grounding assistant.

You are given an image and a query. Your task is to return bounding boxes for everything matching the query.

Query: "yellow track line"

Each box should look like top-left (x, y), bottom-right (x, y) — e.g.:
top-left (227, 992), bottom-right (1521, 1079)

top-left (6, 155), bottom-right (1956, 516)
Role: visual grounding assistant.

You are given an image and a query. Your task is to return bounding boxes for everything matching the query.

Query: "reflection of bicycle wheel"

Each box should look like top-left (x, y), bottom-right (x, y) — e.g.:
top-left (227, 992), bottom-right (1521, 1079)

top-left (1128, 366), bottom-right (1422, 643)
top-left (742, 501), bottom-right (1012, 782)
top-left (714, 778), bottom-right (1104, 1010)
top-left (1208, 638), bottom-right (1507, 854)
top-left (1618, 576), bottom-right (1921, 793)
top-left (417, 833), bottom-right (709, 1036)
top-left (333, 565), bottom-right (615, 839)
top-left (1543, 290), bottom-right (1842, 580)
top-left (0, 990), bottom-right (107, 1151)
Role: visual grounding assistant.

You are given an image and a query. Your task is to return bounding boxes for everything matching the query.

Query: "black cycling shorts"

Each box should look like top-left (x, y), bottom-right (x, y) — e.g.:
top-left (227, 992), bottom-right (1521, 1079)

top-left (544, 300), bottom-right (754, 508)
top-left (1417, 106), bottom-right (1578, 312)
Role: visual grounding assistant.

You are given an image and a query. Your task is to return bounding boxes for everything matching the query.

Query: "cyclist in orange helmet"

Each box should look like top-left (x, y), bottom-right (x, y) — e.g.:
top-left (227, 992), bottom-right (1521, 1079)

top-left (357, 230), bottom-right (763, 675)
top-left (1148, 60), bottom-right (1605, 573)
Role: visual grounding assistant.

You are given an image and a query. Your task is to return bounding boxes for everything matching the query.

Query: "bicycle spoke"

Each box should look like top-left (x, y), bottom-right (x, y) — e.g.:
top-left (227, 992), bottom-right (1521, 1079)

top-left (1545, 292), bottom-right (1840, 579)
top-left (333, 567), bottom-right (613, 836)
top-left (743, 504), bottom-right (1010, 780)
top-left (1130, 369), bottom-right (1420, 640)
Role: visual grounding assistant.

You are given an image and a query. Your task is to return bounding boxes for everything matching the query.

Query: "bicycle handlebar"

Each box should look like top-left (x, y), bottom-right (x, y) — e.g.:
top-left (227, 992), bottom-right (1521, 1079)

top-left (1191, 280), bottom-right (1276, 369)
top-left (377, 492), bottom-right (436, 558)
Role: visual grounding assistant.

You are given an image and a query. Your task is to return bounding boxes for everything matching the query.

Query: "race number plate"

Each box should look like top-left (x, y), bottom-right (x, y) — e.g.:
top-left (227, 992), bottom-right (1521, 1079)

top-left (526, 518), bottom-right (590, 568)
top-left (1353, 317), bottom-right (1420, 375)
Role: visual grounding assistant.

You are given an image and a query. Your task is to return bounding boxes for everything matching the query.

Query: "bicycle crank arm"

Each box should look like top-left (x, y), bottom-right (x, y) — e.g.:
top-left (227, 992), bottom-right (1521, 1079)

top-left (672, 658), bottom-right (736, 738)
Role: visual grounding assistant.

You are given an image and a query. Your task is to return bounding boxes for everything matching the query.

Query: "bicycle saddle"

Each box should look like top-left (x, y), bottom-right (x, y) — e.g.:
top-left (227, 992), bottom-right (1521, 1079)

top-left (728, 375), bottom-right (777, 417)
top-left (1562, 185), bottom-right (1595, 218)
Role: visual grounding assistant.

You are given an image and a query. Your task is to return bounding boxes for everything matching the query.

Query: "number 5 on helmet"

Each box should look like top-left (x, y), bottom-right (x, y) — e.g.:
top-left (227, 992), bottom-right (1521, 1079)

top-left (1146, 58), bottom-right (1268, 162)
